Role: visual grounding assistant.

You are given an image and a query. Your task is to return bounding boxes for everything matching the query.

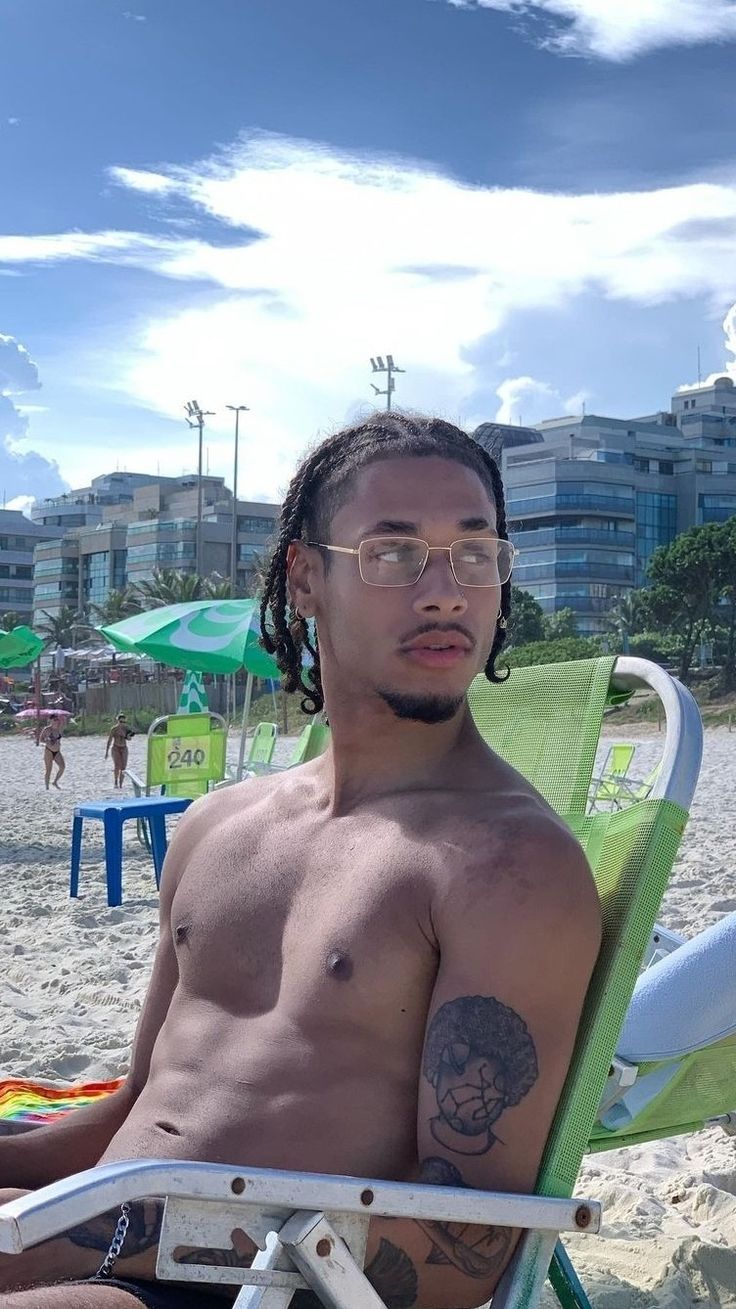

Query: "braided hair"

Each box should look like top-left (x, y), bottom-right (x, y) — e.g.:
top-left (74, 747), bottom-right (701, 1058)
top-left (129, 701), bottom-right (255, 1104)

top-left (260, 413), bottom-right (511, 715)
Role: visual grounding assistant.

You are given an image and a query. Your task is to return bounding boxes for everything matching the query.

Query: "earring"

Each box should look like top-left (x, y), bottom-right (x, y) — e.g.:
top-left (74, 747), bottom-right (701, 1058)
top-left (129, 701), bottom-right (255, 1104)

top-left (294, 606), bottom-right (305, 620)
top-left (497, 610), bottom-right (507, 630)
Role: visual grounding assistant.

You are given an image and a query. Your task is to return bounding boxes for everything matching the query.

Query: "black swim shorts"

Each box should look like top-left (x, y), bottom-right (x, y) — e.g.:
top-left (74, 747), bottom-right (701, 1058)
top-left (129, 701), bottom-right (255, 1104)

top-left (79, 1276), bottom-right (323, 1307)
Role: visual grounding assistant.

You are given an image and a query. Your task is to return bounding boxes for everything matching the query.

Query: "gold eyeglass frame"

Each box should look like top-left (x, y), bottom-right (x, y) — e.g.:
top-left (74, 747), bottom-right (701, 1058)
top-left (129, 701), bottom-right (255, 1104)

top-left (305, 537), bottom-right (517, 588)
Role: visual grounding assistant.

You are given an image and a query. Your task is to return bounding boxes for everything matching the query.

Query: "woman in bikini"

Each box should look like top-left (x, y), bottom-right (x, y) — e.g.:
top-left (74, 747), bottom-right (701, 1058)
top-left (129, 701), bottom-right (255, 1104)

top-left (105, 713), bottom-right (134, 789)
top-left (39, 715), bottom-right (66, 790)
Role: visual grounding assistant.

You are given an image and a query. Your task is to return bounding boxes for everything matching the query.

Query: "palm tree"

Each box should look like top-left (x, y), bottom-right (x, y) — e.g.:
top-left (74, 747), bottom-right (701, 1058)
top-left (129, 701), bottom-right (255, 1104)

top-left (603, 591), bottom-right (645, 654)
top-left (89, 586), bottom-right (142, 627)
top-left (35, 605), bottom-right (82, 648)
top-left (202, 573), bottom-right (251, 600)
top-left (0, 611), bottom-right (24, 633)
top-left (131, 568), bottom-right (206, 609)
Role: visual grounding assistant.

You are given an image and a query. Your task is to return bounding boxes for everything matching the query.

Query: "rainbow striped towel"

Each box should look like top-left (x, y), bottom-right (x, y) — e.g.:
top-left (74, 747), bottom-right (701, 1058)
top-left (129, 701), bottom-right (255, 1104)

top-left (0, 1077), bottom-right (124, 1124)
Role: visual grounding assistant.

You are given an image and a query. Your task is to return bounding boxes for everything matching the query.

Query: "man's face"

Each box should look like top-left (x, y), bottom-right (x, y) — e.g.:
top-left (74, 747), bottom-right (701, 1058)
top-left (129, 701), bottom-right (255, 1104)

top-left (298, 456), bottom-right (501, 721)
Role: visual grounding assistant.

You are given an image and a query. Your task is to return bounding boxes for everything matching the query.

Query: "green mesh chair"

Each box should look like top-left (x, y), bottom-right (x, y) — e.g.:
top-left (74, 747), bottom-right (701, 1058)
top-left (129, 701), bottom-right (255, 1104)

top-left (587, 743), bottom-right (636, 810)
top-left (1, 660), bottom-right (704, 1309)
top-left (127, 711), bottom-right (228, 801)
top-left (245, 721), bottom-right (278, 774)
top-left (287, 720), bottom-right (331, 766)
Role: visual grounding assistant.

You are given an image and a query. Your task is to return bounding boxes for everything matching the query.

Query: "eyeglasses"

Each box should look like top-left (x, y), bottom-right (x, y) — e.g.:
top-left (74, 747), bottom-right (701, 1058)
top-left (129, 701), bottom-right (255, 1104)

top-left (306, 537), bottom-right (516, 588)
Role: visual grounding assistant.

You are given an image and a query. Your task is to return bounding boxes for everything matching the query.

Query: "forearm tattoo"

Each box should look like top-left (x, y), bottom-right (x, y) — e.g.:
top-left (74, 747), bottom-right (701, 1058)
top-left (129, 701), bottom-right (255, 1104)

top-left (67, 1200), bottom-right (162, 1256)
top-left (423, 994), bottom-right (538, 1154)
top-left (365, 1238), bottom-right (418, 1309)
top-left (418, 1156), bottom-right (514, 1279)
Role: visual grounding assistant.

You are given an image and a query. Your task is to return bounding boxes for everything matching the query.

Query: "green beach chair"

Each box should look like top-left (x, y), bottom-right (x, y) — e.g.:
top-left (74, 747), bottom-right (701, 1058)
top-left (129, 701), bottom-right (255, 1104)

top-left (287, 720), bottom-right (331, 766)
top-left (587, 743), bottom-right (636, 811)
top-left (245, 721), bottom-right (278, 774)
top-left (0, 658), bottom-right (704, 1309)
top-left (126, 712), bottom-right (228, 848)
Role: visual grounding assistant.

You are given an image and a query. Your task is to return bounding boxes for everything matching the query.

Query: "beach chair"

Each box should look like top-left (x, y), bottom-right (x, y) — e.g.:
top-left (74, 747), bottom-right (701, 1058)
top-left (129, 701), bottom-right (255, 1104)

top-left (587, 743), bottom-right (636, 811)
top-left (125, 712), bottom-right (227, 800)
top-left (286, 720), bottom-right (331, 766)
top-left (245, 721), bottom-right (278, 774)
top-left (0, 657), bottom-right (702, 1309)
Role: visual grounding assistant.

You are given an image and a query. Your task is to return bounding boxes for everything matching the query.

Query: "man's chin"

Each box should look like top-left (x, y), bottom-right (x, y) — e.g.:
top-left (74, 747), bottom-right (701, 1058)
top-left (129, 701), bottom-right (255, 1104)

top-left (377, 687), bottom-right (465, 724)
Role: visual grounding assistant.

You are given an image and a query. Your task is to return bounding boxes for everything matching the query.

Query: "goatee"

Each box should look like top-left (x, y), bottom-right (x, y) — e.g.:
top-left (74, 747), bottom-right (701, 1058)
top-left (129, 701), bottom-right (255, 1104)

top-left (378, 689), bottom-right (464, 724)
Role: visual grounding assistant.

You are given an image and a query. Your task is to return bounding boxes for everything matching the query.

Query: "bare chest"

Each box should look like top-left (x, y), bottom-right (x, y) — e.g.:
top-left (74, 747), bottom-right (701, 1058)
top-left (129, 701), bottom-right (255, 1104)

top-left (170, 809), bottom-right (440, 1022)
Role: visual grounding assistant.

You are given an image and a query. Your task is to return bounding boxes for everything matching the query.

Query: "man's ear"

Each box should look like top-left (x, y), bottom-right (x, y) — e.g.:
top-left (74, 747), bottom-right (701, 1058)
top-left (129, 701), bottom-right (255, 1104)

top-left (287, 541), bottom-right (318, 618)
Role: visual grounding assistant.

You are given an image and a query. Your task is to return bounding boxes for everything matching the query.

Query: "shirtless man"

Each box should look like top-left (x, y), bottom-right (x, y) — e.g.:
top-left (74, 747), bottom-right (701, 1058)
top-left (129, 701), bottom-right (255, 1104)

top-left (0, 414), bottom-right (601, 1309)
top-left (38, 714), bottom-right (66, 790)
top-left (106, 714), bottom-right (134, 789)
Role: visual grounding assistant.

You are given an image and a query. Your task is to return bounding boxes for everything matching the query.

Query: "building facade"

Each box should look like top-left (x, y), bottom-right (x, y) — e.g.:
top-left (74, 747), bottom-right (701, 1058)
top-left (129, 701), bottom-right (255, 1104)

top-left (473, 376), bottom-right (736, 635)
top-left (0, 510), bottom-right (63, 623)
top-left (31, 471), bottom-right (280, 626)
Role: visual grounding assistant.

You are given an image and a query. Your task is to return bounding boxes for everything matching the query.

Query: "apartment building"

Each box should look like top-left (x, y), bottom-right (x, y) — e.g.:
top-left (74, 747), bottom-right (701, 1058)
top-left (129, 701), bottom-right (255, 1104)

top-left (472, 375), bottom-right (736, 635)
top-left (0, 510), bottom-right (63, 623)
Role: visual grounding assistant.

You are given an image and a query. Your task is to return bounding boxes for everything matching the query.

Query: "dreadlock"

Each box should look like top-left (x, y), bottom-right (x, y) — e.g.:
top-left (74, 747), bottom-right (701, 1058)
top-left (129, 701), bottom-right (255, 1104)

top-left (260, 413), bottom-right (511, 715)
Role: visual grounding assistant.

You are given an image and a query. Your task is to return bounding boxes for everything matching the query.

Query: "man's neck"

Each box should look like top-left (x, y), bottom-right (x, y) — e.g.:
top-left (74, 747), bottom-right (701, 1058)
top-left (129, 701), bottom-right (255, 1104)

top-left (314, 692), bottom-right (485, 816)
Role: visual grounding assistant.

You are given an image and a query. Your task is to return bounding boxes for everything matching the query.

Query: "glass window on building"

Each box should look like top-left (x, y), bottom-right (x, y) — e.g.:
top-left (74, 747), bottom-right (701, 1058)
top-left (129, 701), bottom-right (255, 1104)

top-left (698, 494), bottom-right (736, 525)
top-left (636, 491), bottom-right (677, 584)
top-left (238, 515), bottom-right (277, 534)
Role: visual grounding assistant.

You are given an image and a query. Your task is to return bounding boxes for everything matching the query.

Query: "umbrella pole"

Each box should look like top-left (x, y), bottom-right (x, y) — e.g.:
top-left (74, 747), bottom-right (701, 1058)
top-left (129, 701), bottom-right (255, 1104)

top-left (34, 658), bottom-right (42, 746)
top-left (236, 671), bottom-right (254, 781)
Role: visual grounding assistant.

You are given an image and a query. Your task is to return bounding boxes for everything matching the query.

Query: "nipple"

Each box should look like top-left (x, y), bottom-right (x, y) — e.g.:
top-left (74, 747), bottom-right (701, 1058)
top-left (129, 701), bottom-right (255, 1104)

top-left (175, 923), bottom-right (189, 944)
top-left (326, 949), bottom-right (354, 982)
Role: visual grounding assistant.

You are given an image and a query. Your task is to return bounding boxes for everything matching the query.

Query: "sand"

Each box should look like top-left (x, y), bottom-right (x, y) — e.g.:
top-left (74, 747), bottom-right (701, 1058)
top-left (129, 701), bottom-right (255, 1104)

top-left (1, 727), bottom-right (735, 1307)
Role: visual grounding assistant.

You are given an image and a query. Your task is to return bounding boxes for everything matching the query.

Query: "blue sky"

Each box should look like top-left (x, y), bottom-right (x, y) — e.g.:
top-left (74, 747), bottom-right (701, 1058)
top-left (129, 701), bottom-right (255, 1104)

top-left (2, 0), bottom-right (736, 508)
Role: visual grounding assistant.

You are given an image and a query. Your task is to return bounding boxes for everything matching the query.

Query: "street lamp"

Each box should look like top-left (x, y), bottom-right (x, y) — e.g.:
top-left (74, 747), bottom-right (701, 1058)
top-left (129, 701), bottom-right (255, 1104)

top-left (370, 354), bottom-right (405, 411)
top-left (225, 403), bottom-right (250, 597)
top-left (184, 400), bottom-right (214, 579)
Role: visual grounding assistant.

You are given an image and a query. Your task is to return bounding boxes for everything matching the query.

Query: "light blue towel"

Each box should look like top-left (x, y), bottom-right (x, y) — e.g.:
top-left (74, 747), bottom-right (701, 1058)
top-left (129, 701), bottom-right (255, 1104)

top-left (617, 910), bottom-right (736, 1063)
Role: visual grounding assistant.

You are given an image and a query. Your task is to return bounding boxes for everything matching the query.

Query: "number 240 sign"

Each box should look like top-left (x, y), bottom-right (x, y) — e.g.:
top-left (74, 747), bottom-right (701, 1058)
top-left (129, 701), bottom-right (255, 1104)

top-left (166, 736), bottom-right (210, 772)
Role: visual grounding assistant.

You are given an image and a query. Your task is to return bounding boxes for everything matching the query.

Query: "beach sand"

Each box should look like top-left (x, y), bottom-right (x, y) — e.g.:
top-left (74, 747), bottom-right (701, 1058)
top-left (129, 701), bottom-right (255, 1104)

top-left (1, 727), bottom-right (735, 1306)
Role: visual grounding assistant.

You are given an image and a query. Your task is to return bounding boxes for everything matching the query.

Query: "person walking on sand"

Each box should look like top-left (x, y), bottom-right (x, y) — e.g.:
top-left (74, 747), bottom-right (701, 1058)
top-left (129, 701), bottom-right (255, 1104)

top-left (38, 714), bottom-right (66, 790)
top-left (105, 713), bottom-right (134, 789)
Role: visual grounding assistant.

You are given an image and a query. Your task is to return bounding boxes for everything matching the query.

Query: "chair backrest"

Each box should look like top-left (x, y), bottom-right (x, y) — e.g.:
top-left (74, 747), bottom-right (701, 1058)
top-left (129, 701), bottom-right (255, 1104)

top-left (146, 712), bottom-right (227, 798)
top-left (468, 656), bottom-right (619, 814)
top-left (247, 721), bottom-right (277, 767)
top-left (289, 721), bottom-right (331, 766)
top-left (539, 798), bottom-right (689, 1195)
top-left (607, 743), bottom-right (635, 778)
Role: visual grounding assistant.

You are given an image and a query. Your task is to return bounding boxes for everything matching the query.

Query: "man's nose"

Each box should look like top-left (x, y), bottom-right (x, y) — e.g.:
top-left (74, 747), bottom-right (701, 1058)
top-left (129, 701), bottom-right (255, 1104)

top-left (411, 551), bottom-right (468, 616)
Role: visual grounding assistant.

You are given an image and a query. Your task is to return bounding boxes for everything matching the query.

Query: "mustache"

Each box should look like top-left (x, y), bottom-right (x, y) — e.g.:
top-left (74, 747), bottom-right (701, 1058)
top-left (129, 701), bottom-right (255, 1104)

top-left (398, 622), bottom-right (477, 650)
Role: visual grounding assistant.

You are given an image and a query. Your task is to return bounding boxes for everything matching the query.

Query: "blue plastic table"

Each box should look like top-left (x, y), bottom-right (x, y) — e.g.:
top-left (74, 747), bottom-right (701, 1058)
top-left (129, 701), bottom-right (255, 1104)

top-left (70, 796), bottom-right (193, 907)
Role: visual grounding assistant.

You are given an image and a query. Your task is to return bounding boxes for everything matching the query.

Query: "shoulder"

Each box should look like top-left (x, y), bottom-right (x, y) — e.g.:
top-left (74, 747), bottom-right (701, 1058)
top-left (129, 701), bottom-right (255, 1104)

top-left (433, 796), bottom-right (601, 958)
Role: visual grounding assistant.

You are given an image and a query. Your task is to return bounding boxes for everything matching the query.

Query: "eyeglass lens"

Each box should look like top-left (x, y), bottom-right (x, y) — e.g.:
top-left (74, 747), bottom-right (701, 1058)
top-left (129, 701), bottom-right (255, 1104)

top-left (358, 538), bottom-right (514, 587)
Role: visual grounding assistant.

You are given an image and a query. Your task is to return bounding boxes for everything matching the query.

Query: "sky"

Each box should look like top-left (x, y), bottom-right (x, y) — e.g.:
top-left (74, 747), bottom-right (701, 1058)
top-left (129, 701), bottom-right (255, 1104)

top-left (2, 0), bottom-right (736, 511)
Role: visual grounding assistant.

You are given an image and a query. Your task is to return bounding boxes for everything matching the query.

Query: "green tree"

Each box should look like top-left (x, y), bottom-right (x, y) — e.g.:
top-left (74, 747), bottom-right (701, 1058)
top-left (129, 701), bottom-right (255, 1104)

top-left (508, 587), bottom-right (545, 646)
top-left (132, 568), bottom-right (206, 608)
top-left (35, 605), bottom-right (82, 647)
top-left (504, 636), bottom-right (601, 667)
top-left (646, 523), bottom-right (722, 683)
top-left (0, 611), bottom-right (24, 632)
top-left (712, 516), bottom-right (736, 691)
top-left (602, 590), bottom-right (647, 654)
top-left (89, 586), bottom-right (142, 627)
top-left (202, 573), bottom-right (250, 600)
top-left (542, 607), bottom-right (577, 640)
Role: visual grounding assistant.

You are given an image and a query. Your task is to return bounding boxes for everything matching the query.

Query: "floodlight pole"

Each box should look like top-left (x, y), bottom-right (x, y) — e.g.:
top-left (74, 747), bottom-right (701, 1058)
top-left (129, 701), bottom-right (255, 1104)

top-left (184, 400), bottom-right (215, 580)
top-left (225, 404), bottom-right (249, 598)
top-left (369, 354), bottom-right (405, 411)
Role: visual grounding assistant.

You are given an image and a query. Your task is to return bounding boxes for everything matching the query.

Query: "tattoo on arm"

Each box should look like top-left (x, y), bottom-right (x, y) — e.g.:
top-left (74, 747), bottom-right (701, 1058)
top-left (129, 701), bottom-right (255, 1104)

top-left (365, 1238), bottom-right (418, 1309)
top-left (422, 994), bottom-right (538, 1155)
top-left (67, 1200), bottom-right (163, 1256)
top-left (418, 1155), bottom-right (514, 1278)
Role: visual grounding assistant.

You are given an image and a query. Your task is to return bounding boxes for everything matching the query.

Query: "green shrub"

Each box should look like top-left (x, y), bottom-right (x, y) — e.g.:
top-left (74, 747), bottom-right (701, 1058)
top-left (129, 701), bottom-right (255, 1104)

top-left (503, 636), bottom-right (601, 668)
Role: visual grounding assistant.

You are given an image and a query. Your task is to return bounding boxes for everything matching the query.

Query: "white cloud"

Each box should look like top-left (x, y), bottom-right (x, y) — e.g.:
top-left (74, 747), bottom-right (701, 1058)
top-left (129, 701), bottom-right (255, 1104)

top-left (6, 494), bottom-right (35, 516)
top-left (3, 133), bottom-right (736, 495)
top-left (495, 375), bottom-right (588, 424)
top-left (443, 0), bottom-right (736, 61)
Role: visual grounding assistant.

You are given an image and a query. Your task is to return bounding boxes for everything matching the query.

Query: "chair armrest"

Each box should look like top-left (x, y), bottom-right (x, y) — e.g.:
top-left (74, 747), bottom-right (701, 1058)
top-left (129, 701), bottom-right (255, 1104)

top-left (123, 768), bottom-right (144, 796)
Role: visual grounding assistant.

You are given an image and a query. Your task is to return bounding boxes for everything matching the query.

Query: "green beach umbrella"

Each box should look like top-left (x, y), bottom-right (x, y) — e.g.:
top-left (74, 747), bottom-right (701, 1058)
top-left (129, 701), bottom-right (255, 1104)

top-left (100, 599), bottom-right (279, 677)
top-left (0, 626), bottom-right (45, 670)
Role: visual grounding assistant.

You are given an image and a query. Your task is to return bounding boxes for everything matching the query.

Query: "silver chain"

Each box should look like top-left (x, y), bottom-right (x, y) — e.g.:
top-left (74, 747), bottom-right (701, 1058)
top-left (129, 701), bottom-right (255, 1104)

top-left (95, 1202), bottom-right (131, 1279)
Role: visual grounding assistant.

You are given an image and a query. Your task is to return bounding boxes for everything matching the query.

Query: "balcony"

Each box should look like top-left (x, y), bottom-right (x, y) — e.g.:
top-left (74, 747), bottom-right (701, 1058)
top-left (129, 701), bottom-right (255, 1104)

top-left (511, 527), bottom-right (635, 550)
top-left (514, 563), bottom-right (635, 584)
top-left (508, 494), bottom-right (635, 518)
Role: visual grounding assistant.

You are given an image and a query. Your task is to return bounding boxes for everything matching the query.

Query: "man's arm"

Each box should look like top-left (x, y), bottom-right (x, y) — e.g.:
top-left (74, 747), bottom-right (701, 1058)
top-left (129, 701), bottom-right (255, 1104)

top-left (363, 816), bottom-right (602, 1309)
top-left (0, 793), bottom-right (208, 1192)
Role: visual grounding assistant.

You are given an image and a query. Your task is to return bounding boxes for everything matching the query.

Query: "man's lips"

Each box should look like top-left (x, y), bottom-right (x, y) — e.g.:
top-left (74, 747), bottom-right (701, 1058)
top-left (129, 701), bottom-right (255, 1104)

top-left (399, 629), bottom-right (474, 668)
